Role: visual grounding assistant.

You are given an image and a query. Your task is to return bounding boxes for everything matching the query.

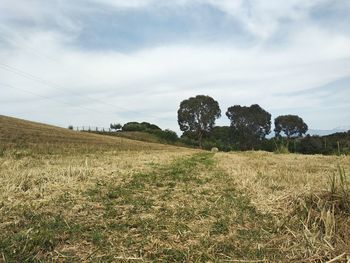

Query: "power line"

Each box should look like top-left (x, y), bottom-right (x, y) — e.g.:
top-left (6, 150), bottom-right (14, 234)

top-left (0, 32), bottom-right (61, 63)
top-left (0, 28), bottom-right (176, 123)
top-left (0, 62), bottom-right (174, 122)
top-left (0, 82), bottom-right (107, 114)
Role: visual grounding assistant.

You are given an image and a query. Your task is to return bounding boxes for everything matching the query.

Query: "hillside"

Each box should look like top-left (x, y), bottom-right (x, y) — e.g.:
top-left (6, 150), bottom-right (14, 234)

top-left (0, 115), bottom-right (349, 262)
top-left (0, 115), bottom-right (178, 155)
top-left (89, 130), bottom-right (169, 144)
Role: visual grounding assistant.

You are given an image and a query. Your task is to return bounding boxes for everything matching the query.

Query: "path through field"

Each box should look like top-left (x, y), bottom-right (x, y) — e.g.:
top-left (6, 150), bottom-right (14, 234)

top-left (1, 116), bottom-right (349, 262)
top-left (0, 151), bottom-right (279, 262)
top-left (1, 150), bottom-right (349, 262)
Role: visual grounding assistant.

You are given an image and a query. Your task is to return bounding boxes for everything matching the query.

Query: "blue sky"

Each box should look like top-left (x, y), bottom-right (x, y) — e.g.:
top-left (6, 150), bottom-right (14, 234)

top-left (0, 0), bottom-right (349, 133)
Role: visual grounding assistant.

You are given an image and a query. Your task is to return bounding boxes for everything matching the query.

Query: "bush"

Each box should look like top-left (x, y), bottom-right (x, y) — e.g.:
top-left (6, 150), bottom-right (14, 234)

top-left (274, 145), bottom-right (289, 154)
top-left (151, 129), bottom-right (178, 143)
top-left (202, 141), bottom-right (217, 151)
top-left (259, 139), bottom-right (275, 152)
top-left (122, 122), bottom-right (145, 132)
top-left (298, 135), bottom-right (324, 154)
top-left (160, 129), bottom-right (178, 142)
top-left (122, 122), bottom-right (161, 132)
top-left (179, 136), bottom-right (198, 147)
top-left (110, 123), bottom-right (122, 131)
top-left (202, 140), bottom-right (233, 152)
top-left (141, 122), bottom-right (161, 131)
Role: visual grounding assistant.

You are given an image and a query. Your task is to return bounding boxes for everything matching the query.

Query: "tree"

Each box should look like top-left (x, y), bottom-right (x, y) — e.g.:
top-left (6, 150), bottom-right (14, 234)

top-left (178, 95), bottom-right (221, 148)
top-left (274, 115), bottom-right (308, 139)
top-left (205, 126), bottom-right (232, 152)
top-left (110, 123), bottom-right (122, 131)
top-left (140, 122), bottom-right (161, 131)
top-left (122, 122), bottom-right (160, 132)
top-left (226, 104), bottom-right (271, 150)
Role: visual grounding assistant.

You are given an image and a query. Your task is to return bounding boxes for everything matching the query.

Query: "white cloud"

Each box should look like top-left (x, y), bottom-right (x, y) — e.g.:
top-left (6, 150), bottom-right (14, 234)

top-left (86, 0), bottom-right (333, 39)
top-left (89, 0), bottom-right (155, 8)
top-left (0, 0), bottom-right (350, 131)
top-left (201, 0), bottom-right (321, 38)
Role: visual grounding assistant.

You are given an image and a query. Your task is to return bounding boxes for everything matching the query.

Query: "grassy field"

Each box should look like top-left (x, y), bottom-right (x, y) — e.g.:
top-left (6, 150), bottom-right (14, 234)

top-left (88, 130), bottom-right (178, 146)
top-left (0, 115), bottom-right (349, 262)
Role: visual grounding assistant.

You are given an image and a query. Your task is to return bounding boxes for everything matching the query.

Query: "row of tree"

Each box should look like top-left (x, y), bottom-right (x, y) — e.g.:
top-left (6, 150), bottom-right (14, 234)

top-left (102, 95), bottom-right (347, 154)
top-left (177, 95), bottom-right (308, 150)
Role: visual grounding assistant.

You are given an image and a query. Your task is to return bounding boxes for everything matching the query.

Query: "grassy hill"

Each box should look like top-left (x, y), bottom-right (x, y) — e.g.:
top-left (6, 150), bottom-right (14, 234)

top-left (0, 115), bottom-right (178, 155)
top-left (0, 115), bottom-right (349, 262)
top-left (89, 130), bottom-right (191, 148)
top-left (89, 130), bottom-right (170, 144)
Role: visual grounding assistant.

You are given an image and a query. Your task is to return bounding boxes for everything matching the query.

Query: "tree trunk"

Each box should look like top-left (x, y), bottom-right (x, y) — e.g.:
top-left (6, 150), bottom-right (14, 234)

top-left (198, 131), bottom-right (203, 149)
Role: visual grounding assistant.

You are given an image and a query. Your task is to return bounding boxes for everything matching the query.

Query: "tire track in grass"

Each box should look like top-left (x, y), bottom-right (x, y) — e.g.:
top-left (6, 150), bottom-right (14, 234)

top-left (99, 152), bottom-right (281, 262)
top-left (0, 152), bottom-right (281, 262)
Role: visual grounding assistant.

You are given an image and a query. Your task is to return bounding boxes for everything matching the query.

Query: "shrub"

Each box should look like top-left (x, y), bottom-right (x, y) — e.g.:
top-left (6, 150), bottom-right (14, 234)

top-left (274, 145), bottom-right (289, 154)
top-left (122, 122), bottom-right (145, 132)
top-left (122, 122), bottom-right (161, 132)
top-left (179, 136), bottom-right (198, 147)
top-left (272, 138), bottom-right (290, 154)
top-left (152, 129), bottom-right (178, 142)
top-left (298, 135), bottom-right (324, 154)
top-left (110, 123), bottom-right (122, 131)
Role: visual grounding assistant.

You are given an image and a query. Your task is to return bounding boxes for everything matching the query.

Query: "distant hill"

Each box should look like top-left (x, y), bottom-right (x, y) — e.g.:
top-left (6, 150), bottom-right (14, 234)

top-left (308, 126), bottom-right (350, 136)
top-left (0, 115), bottom-right (176, 154)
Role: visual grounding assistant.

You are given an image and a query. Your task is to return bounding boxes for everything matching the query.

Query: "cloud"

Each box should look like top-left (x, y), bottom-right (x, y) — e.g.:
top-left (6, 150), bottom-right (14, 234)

top-left (89, 0), bottom-right (155, 8)
top-left (85, 0), bottom-right (344, 40)
top-left (0, 0), bottom-right (349, 132)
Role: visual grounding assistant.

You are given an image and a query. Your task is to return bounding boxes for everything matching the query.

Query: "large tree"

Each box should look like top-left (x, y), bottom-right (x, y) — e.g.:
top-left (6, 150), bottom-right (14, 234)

top-left (274, 115), bottom-right (308, 139)
top-left (226, 104), bottom-right (271, 150)
top-left (178, 95), bottom-right (221, 148)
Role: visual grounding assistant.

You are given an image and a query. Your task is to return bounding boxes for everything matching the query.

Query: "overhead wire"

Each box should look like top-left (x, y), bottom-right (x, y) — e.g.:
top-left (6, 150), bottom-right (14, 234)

top-left (0, 82), bottom-right (107, 114)
top-left (0, 31), bottom-right (176, 123)
top-left (0, 62), bottom-right (173, 121)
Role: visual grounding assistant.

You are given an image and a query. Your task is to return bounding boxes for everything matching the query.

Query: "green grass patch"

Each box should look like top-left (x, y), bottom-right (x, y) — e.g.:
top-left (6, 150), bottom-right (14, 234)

top-left (0, 210), bottom-right (83, 262)
top-left (1, 152), bottom-right (281, 261)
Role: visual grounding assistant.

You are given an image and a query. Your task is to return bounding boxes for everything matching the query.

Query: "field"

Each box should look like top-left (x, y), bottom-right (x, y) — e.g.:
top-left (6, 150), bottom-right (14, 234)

top-left (0, 115), bottom-right (349, 262)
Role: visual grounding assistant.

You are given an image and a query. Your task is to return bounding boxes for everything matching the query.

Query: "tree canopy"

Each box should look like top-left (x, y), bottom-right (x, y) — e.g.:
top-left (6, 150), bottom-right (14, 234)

top-left (226, 104), bottom-right (271, 150)
top-left (274, 115), bottom-right (308, 138)
top-left (101, 95), bottom-right (345, 155)
top-left (110, 123), bottom-right (122, 131)
top-left (177, 95), bottom-right (221, 147)
top-left (122, 122), bottom-right (161, 132)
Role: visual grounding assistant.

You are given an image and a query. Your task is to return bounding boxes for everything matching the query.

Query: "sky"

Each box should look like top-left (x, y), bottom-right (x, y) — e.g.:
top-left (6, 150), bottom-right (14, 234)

top-left (0, 0), bottom-right (349, 133)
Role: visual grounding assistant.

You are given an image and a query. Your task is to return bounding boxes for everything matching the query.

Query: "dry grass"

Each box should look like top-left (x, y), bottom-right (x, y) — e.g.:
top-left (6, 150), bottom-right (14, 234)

top-left (0, 115), bottom-right (175, 155)
top-left (217, 151), bottom-right (350, 262)
top-left (108, 131), bottom-right (166, 144)
top-left (1, 115), bottom-right (350, 262)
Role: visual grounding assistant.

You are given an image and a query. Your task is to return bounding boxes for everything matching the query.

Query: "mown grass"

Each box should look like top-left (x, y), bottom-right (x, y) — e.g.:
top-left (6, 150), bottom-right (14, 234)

top-left (217, 151), bottom-right (350, 262)
top-left (1, 115), bottom-right (350, 262)
top-left (0, 115), bottom-right (174, 156)
top-left (1, 152), bottom-right (281, 262)
top-left (85, 152), bottom-right (281, 262)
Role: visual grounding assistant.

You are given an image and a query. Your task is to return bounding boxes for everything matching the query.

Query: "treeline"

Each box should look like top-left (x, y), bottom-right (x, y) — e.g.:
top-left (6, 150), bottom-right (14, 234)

top-left (293, 132), bottom-right (350, 155)
top-left (75, 94), bottom-right (349, 155)
top-left (200, 128), bottom-right (350, 155)
top-left (176, 95), bottom-right (349, 155)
